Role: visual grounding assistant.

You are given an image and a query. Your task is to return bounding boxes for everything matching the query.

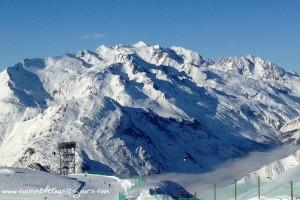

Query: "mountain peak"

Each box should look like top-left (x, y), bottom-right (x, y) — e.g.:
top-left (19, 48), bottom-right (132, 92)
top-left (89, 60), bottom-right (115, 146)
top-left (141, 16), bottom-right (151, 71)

top-left (132, 41), bottom-right (148, 48)
top-left (214, 55), bottom-right (285, 79)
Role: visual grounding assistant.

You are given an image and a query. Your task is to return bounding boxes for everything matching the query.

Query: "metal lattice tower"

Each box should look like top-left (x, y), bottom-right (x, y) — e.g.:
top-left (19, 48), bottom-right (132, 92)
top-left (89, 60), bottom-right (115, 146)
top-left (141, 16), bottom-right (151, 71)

top-left (58, 142), bottom-right (76, 175)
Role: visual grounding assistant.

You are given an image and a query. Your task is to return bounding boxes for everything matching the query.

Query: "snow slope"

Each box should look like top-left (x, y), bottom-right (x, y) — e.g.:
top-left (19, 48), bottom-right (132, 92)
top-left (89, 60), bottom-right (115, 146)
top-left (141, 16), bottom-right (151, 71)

top-left (237, 119), bottom-right (300, 183)
top-left (197, 164), bottom-right (300, 200)
top-left (0, 167), bottom-right (131, 200)
top-left (0, 42), bottom-right (300, 175)
top-left (2, 163), bottom-right (300, 200)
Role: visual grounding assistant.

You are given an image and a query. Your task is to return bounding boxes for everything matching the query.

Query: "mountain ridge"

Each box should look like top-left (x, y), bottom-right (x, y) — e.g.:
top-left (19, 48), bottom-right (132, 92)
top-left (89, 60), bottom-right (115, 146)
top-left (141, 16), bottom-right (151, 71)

top-left (0, 42), bottom-right (300, 175)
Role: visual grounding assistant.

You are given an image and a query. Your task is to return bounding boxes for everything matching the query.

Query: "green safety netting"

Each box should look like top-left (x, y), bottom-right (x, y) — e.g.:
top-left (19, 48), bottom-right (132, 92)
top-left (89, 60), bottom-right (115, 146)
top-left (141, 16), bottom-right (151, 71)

top-left (118, 192), bottom-right (127, 200)
top-left (196, 178), bottom-right (296, 200)
top-left (85, 172), bottom-right (298, 200)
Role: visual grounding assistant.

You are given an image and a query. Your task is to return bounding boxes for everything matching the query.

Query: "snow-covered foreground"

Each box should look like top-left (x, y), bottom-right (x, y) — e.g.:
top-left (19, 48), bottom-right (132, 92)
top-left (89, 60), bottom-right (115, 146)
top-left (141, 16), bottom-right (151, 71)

top-left (197, 165), bottom-right (300, 200)
top-left (0, 167), bottom-right (132, 200)
top-left (1, 166), bottom-right (300, 200)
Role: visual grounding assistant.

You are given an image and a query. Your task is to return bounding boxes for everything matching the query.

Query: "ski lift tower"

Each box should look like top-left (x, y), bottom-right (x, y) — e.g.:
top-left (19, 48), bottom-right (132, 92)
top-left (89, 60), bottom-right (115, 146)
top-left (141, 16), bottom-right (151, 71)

top-left (58, 142), bottom-right (76, 175)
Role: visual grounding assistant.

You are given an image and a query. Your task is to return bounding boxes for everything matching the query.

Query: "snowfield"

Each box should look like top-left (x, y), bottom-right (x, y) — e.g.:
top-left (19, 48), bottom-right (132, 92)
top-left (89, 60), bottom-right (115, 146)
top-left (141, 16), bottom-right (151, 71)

top-left (1, 165), bottom-right (300, 200)
top-left (0, 167), bottom-right (131, 200)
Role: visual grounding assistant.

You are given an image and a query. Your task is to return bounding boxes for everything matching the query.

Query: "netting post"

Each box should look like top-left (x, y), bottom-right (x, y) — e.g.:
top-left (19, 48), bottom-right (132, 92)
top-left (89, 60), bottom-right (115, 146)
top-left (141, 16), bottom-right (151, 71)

top-left (235, 179), bottom-right (237, 200)
top-left (258, 176), bottom-right (261, 199)
top-left (214, 183), bottom-right (217, 200)
top-left (118, 192), bottom-right (126, 200)
top-left (291, 181), bottom-right (294, 200)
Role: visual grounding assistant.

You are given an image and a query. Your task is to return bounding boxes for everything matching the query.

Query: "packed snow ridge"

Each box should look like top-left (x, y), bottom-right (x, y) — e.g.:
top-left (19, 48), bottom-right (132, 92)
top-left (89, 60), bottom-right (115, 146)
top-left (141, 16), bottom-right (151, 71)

top-left (0, 41), bottom-right (300, 175)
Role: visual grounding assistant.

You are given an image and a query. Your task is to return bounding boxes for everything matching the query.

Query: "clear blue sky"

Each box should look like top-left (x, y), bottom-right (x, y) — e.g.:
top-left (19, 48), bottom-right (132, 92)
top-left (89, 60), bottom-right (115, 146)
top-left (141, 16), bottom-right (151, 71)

top-left (0, 0), bottom-right (299, 72)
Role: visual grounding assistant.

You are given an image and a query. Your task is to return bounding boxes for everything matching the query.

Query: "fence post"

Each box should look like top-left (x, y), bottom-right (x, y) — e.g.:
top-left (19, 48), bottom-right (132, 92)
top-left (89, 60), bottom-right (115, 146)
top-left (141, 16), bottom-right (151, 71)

top-left (214, 183), bottom-right (217, 200)
top-left (291, 181), bottom-right (294, 200)
top-left (258, 176), bottom-right (261, 199)
top-left (235, 179), bottom-right (237, 200)
top-left (118, 192), bottom-right (126, 200)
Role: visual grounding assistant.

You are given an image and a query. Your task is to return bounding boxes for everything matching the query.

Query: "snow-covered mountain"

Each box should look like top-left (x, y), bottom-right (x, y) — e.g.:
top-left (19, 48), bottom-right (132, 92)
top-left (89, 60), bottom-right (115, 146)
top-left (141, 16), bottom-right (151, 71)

top-left (0, 41), bottom-right (300, 175)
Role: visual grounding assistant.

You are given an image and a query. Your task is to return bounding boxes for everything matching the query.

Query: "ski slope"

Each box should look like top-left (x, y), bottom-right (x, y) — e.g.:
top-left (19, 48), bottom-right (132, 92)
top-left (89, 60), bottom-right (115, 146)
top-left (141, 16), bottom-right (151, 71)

top-left (1, 164), bottom-right (300, 200)
top-left (0, 167), bottom-right (131, 200)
